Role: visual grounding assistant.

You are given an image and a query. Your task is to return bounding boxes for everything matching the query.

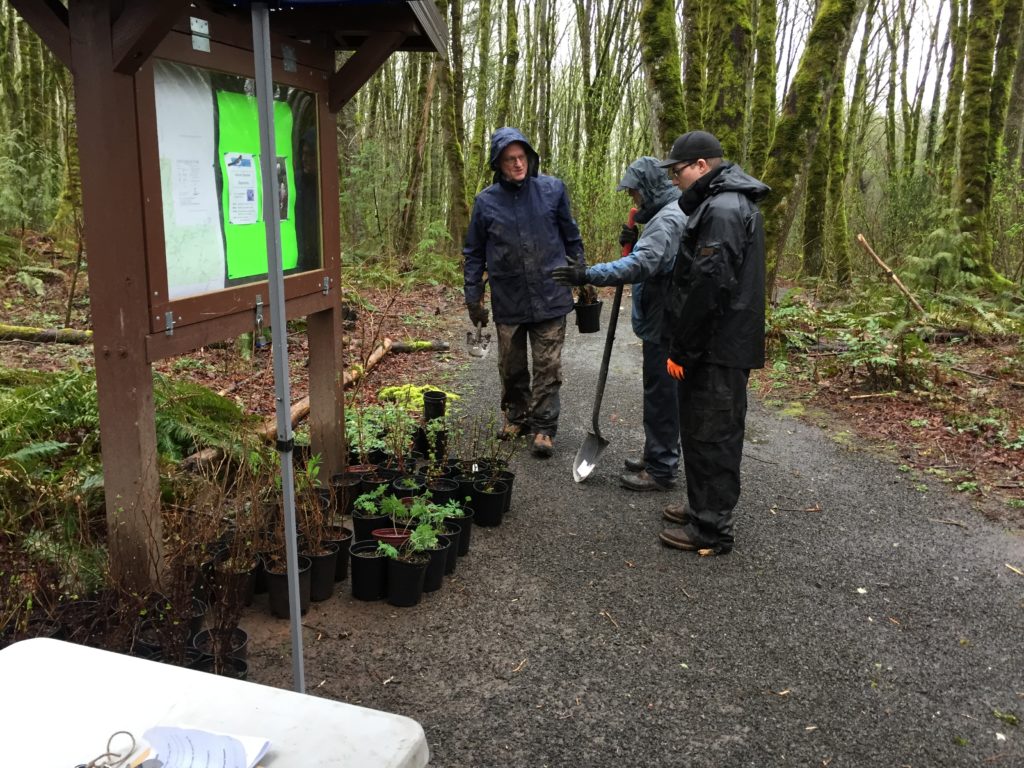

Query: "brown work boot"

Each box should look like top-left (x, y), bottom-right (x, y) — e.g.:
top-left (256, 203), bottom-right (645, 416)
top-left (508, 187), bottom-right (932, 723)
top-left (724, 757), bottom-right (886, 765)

top-left (658, 527), bottom-right (699, 551)
top-left (662, 503), bottom-right (692, 524)
top-left (531, 433), bottom-right (554, 458)
top-left (621, 469), bottom-right (674, 492)
top-left (498, 422), bottom-right (526, 440)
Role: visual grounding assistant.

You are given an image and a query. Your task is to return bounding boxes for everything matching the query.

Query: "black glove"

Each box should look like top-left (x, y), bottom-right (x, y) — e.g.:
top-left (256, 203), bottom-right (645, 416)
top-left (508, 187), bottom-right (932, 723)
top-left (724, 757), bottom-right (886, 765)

top-left (618, 224), bottom-right (639, 248)
top-left (551, 264), bottom-right (588, 286)
top-left (466, 301), bottom-right (489, 327)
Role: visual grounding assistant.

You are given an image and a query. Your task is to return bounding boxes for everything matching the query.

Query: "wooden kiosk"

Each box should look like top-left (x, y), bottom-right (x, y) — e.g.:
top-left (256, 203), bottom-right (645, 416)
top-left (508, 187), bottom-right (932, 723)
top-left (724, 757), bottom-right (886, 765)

top-left (11, 0), bottom-right (447, 588)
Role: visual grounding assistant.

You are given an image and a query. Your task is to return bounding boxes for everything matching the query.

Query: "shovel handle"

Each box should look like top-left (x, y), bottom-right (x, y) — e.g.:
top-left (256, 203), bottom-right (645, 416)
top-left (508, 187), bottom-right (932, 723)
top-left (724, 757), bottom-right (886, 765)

top-left (590, 207), bottom-right (637, 436)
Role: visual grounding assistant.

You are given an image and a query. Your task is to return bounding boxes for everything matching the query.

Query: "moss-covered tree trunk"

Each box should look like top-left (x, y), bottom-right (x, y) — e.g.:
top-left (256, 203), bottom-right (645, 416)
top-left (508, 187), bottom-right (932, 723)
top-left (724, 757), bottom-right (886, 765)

top-left (802, 102), bottom-right (830, 278)
top-left (682, 0), bottom-right (707, 127)
top-left (748, 0), bottom-right (777, 177)
top-left (956, 0), bottom-right (1001, 279)
top-left (639, 0), bottom-right (687, 153)
top-left (762, 0), bottom-right (867, 291)
top-left (448, 0), bottom-right (466, 146)
top-left (938, 0), bottom-right (969, 194)
top-left (985, 0), bottom-right (1023, 196)
top-left (397, 59), bottom-right (437, 261)
top-left (435, 3), bottom-right (470, 256)
top-left (468, 0), bottom-right (492, 191)
top-left (881, 3), bottom-right (900, 174)
top-left (706, 0), bottom-right (752, 159)
top-left (1005, 26), bottom-right (1024, 167)
top-left (493, 0), bottom-right (519, 128)
top-left (925, 23), bottom-right (952, 165)
top-left (536, 0), bottom-right (556, 162)
top-left (826, 80), bottom-right (851, 285)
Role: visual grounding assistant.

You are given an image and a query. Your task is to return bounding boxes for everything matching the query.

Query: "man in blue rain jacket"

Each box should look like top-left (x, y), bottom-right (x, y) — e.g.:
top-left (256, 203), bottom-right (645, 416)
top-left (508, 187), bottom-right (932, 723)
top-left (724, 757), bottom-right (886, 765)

top-left (463, 127), bottom-right (587, 457)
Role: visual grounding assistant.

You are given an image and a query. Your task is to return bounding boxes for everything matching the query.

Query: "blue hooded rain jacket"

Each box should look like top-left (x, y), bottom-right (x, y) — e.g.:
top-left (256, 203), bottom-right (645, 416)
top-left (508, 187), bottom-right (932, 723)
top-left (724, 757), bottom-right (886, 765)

top-left (463, 127), bottom-right (585, 325)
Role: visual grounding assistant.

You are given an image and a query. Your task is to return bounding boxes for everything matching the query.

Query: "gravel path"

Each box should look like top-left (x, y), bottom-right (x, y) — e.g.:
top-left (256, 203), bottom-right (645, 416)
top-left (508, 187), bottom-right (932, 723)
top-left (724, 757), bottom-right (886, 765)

top-left (248, 299), bottom-right (1024, 767)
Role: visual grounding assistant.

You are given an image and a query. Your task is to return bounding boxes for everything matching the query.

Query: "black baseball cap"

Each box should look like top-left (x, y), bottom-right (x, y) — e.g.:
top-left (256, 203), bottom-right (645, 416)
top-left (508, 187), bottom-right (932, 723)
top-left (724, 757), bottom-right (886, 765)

top-left (658, 131), bottom-right (724, 168)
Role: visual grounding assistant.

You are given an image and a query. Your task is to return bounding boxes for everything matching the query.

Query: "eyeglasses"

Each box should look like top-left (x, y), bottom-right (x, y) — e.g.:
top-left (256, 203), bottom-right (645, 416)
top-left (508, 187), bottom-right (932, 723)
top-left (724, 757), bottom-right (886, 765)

top-left (501, 153), bottom-right (527, 167)
top-left (670, 161), bottom-right (697, 178)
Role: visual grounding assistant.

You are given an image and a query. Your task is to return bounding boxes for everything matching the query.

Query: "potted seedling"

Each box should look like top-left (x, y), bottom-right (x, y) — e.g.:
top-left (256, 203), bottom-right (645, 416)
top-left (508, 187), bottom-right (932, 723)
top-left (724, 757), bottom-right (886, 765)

top-left (351, 483), bottom-right (391, 542)
top-left (378, 523), bottom-right (436, 607)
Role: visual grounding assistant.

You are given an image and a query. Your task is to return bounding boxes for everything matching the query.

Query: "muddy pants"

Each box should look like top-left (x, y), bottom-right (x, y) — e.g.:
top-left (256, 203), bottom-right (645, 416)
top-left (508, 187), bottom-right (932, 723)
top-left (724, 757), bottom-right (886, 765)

top-left (677, 363), bottom-right (749, 553)
top-left (496, 316), bottom-right (566, 437)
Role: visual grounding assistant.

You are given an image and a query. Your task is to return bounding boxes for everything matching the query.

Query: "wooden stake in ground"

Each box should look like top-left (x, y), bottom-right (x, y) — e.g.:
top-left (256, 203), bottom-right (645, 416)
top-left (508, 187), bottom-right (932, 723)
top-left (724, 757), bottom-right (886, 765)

top-left (856, 234), bottom-right (926, 316)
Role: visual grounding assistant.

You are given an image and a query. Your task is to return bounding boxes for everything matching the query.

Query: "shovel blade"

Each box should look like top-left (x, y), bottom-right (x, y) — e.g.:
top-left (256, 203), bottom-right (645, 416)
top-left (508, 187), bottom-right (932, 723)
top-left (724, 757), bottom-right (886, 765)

top-left (572, 431), bottom-right (609, 483)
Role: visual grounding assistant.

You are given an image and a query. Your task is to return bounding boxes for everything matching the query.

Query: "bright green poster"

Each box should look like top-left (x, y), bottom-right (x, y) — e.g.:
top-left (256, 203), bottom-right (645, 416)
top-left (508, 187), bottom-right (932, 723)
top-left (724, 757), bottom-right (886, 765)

top-left (216, 91), bottom-right (298, 280)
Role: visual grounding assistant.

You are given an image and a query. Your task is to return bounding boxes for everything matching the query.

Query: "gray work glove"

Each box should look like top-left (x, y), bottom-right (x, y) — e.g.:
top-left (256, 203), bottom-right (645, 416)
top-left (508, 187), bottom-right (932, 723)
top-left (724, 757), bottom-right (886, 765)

top-left (551, 264), bottom-right (588, 286)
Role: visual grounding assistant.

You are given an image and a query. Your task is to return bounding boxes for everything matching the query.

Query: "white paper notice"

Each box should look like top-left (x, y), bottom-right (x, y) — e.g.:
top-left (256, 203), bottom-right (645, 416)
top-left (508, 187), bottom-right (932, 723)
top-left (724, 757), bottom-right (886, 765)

top-left (143, 725), bottom-right (270, 768)
top-left (172, 158), bottom-right (211, 227)
top-left (225, 153), bottom-right (259, 225)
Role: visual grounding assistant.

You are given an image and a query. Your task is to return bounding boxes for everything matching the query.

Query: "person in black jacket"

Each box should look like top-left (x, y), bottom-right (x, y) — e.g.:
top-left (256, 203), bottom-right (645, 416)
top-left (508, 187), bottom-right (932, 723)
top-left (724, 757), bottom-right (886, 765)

top-left (463, 127), bottom-right (587, 457)
top-left (657, 131), bottom-right (770, 555)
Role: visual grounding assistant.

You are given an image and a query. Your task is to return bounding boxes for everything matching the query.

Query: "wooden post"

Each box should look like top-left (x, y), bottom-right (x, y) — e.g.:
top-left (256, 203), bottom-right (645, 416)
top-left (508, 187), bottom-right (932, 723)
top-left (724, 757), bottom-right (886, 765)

top-left (69, 0), bottom-right (161, 590)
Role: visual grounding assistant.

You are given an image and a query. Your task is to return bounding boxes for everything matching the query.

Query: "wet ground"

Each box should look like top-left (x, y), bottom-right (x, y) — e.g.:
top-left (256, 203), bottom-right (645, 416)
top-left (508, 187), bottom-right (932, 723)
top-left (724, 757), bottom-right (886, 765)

top-left (245, 300), bottom-right (1024, 767)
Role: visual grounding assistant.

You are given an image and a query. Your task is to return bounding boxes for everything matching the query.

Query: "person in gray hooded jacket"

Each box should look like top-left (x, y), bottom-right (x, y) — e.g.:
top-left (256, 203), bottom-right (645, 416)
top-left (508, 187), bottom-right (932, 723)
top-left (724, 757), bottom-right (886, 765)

top-left (552, 156), bottom-right (686, 491)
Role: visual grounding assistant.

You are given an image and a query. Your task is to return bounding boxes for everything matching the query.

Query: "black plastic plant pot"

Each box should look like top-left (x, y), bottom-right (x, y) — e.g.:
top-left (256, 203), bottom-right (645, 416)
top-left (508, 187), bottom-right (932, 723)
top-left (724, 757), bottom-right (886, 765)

top-left (438, 524), bottom-right (460, 575)
top-left (192, 627), bottom-right (249, 662)
top-left (422, 390), bottom-right (447, 421)
top-left (305, 544), bottom-right (339, 602)
top-left (265, 555), bottom-right (312, 619)
top-left (574, 299), bottom-right (602, 333)
top-left (471, 479), bottom-right (508, 527)
top-left (423, 539), bottom-right (451, 592)
top-left (386, 555), bottom-right (429, 607)
top-left (425, 477), bottom-right (459, 505)
top-left (324, 526), bottom-right (354, 582)
top-left (350, 540), bottom-right (388, 601)
top-left (490, 469), bottom-right (516, 515)
top-left (454, 507), bottom-right (475, 555)
top-left (390, 474), bottom-right (425, 499)
top-left (352, 512), bottom-right (389, 542)
top-left (329, 472), bottom-right (363, 517)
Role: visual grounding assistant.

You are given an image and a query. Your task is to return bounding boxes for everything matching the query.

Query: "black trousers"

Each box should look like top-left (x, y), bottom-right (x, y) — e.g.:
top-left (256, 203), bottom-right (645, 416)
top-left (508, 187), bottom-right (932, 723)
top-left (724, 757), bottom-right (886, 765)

top-left (677, 363), bottom-right (749, 552)
top-left (641, 340), bottom-right (680, 482)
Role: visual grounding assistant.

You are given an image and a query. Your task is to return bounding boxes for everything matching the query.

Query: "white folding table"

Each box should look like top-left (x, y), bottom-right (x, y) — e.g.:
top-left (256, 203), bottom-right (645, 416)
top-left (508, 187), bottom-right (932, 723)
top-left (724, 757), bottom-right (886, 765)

top-left (0, 638), bottom-right (430, 766)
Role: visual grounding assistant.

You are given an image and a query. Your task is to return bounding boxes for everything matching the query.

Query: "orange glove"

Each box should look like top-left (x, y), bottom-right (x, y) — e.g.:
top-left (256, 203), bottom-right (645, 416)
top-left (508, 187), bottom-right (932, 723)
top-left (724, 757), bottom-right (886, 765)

top-left (666, 358), bottom-right (685, 380)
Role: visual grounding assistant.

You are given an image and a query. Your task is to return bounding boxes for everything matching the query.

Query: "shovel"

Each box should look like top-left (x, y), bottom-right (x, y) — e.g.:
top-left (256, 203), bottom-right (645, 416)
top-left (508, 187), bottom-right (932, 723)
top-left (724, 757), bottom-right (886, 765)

top-left (572, 207), bottom-right (637, 483)
top-left (466, 322), bottom-right (491, 358)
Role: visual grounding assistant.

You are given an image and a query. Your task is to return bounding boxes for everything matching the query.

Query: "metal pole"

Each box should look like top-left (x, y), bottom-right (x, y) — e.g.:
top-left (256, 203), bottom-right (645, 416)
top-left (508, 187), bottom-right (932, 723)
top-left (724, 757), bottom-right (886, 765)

top-left (251, 2), bottom-right (305, 694)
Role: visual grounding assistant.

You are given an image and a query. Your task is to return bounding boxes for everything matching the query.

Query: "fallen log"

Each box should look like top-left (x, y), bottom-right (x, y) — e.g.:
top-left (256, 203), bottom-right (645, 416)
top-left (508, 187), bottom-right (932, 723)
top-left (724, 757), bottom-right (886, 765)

top-left (390, 340), bottom-right (450, 353)
top-left (0, 323), bottom-right (92, 344)
top-left (255, 337), bottom-right (392, 441)
top-left (856, 234), bottom-right (926, 316)
top-left (183, 338), bottom-right (394, 471)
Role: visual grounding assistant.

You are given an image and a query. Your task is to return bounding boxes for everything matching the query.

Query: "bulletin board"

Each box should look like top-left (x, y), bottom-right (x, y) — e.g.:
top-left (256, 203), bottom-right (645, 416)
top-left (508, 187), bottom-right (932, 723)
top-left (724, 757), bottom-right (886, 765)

top-left (153, 59), bottom-right (314, 301)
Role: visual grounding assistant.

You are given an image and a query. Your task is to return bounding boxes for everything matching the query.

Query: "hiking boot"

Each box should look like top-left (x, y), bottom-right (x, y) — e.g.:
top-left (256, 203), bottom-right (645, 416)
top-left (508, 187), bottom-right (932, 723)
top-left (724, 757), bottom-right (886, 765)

top-left (658, 527), bottom-right (700, 551)
top-left (620, 469), bottom-right (674, 492)
top-left (532, 433), bottom-right (554, 458)
top-left (662, 503), bottom-right (693, 524)
top-left (623, 457), bottom-right (646, 472)
top-left (498, 422), bottom-right (527, 440)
